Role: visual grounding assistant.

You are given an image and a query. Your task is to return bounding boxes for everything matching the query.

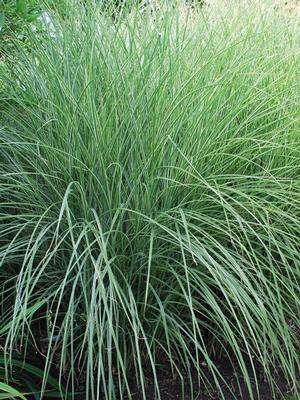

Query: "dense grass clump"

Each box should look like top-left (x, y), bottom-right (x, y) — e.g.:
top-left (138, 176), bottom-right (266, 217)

top-left (1, 0), bottom-right (300, 398)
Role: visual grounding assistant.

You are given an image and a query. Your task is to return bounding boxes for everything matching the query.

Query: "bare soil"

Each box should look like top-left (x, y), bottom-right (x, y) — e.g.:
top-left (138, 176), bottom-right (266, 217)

top-left (123, 356), bottom-right (298, 400)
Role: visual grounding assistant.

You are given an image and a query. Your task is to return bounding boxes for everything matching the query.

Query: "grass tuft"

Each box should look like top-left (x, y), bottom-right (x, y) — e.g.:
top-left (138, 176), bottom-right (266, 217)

top-left (1, 0), bottom-right (300, 399)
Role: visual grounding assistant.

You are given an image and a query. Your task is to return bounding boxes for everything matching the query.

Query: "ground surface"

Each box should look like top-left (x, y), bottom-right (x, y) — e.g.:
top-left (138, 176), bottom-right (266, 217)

top-left (124, 356), bottom-right (297, 400)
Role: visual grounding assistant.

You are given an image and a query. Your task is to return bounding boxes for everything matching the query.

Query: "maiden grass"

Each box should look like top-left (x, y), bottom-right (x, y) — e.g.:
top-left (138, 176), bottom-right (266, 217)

top-left (1, 0), bottom-right (300, 398)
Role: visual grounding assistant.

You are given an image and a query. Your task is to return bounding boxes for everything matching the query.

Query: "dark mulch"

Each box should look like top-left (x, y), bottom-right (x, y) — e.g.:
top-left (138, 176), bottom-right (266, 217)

top-left (17, 345), bottom-right (299, 399)
top-left (124, 356), bottom-right (297, 400)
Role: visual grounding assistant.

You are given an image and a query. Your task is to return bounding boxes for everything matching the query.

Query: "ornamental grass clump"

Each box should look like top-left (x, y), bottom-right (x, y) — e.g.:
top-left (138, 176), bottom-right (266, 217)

top-left (1, 0), bottom-right (300, 399)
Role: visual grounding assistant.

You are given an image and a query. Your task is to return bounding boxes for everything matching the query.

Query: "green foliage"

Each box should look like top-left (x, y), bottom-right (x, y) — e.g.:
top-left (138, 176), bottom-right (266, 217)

top-left (0, 319), bottom-right (64, 398)
top-left (0, 354), bottom-right (63, 399)
top-left (0, 12), bottom-right (5, 29)
top-left (1, 0), bottom-right (300, 399)
top-left (0, 0), bottom-right (40, 29)
top-left (0, 382), bottom-right (27, 400)
top-left (16, 0), bottom-right (27, 14)
top-left (0, 0), bottom-right (40, 56)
